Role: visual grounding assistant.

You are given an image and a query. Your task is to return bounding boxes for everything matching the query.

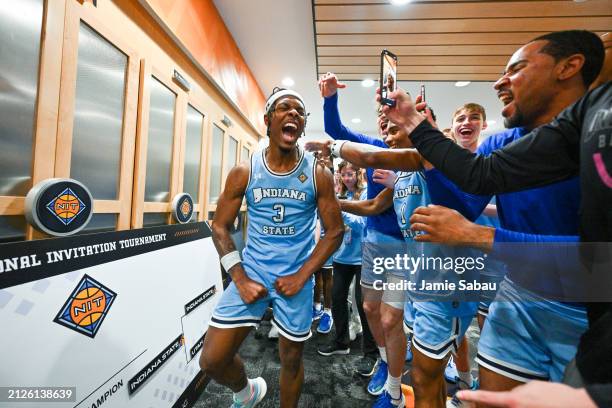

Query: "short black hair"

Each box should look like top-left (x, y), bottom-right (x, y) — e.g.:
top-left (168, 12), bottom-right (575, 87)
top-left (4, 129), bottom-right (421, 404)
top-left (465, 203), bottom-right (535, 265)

top-left (532, 30), bottom-right (604, 88)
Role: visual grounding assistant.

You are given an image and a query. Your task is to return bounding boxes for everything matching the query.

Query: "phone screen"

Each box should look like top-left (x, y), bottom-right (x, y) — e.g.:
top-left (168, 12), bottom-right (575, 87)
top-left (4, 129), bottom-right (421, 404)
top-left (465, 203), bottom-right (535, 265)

top-left (380, 50), bottom-right (398, 106)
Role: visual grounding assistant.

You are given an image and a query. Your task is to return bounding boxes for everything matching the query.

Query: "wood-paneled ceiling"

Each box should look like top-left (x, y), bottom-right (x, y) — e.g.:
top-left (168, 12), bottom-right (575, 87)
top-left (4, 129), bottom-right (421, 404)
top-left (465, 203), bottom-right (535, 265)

top-left (314, 0), bottom-right (612, 81)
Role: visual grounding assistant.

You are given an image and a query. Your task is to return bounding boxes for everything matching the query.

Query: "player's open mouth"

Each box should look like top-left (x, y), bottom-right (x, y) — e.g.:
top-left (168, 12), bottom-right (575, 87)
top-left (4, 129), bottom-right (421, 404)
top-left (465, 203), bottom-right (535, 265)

top-left (498, 88), bottom-right (513, 101)
top-left (458, 128), bottom-right (474, 138)
top-left (498, 91), bottom-right (515, 117)
top-left (282, 122), bottom-right (299, 140)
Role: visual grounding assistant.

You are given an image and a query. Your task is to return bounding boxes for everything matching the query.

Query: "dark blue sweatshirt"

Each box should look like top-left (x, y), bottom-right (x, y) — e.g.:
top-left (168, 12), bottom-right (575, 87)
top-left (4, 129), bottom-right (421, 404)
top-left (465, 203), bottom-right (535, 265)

top-left (323, 93), bottom-right (403, 240)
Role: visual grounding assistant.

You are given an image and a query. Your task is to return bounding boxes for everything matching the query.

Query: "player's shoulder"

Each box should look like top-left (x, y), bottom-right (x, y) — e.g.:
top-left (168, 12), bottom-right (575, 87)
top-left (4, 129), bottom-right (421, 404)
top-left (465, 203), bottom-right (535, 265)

top-left (226, 161), bottom-right (251, 189)
top-left (231, 160), bottom-right (251, 176)
top-left (477, 127), bottom-right (526, 154)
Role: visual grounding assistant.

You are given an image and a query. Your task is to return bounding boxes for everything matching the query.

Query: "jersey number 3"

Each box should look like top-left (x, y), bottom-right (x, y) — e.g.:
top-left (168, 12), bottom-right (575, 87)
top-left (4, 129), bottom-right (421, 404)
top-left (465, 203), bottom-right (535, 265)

top-left (273, 204), bottom-right (285, 223)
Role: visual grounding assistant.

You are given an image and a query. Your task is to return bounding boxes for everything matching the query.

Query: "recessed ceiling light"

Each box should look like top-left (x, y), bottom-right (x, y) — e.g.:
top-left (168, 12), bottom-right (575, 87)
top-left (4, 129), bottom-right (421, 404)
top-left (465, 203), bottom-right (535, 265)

top-left (390, 0), bottom-right (411, 5)
top-left (282, 77), bottom-right (295, 87)
top-left (487, 120), bottom-right (497, 126)
top-left (352, 118), bottom-right (362, 124)
top-left (455, 81), bottom-right (471, 87)
top-left (361, 79), bottom-right (375, 88)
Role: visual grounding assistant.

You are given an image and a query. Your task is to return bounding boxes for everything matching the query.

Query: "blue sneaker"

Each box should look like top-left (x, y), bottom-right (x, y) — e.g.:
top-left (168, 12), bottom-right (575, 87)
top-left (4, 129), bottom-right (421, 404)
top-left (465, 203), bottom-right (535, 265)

top-left (446, 378), bottom-right (478, 408)
top-left (367, 359), bottom-right (388, 396)
top-left (231, 377), bottom-right (267, 408)
top-left (312, 306), bottom-right (323, 321)
top-left (444, 356), bottom-right (458, 383)
top-left (405, 339), bottom-right (413, 362)
top-left (372, 390), bottom-right (405, 407)
top-left (317, 311), bottom-right (333, 334)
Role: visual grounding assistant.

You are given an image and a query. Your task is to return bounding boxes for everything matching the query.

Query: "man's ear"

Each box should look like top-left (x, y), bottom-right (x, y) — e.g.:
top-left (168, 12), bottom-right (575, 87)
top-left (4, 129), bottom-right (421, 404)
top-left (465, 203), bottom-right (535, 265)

top-left (263, 113), bottom-right (269, 127)
top-left (556, 54), bottom-right (585, 82)
top-left (481, 117), bottom-right (488, 130)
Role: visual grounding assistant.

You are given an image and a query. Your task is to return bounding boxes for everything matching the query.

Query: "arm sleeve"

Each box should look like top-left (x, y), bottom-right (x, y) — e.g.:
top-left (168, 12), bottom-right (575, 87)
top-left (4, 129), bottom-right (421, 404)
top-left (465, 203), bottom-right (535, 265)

top-left (492, 228), bottom-right (581, 277)
top-left (425, 169), bottom-right (491, 221)
top-left (406, 89), bottom-right (592, 194)
top-left (324, 93), bottom-right (387, 147)
top-left (494, 228), bottom-right (580, 243)
top-left (585, 384), bottom-right (612, 408)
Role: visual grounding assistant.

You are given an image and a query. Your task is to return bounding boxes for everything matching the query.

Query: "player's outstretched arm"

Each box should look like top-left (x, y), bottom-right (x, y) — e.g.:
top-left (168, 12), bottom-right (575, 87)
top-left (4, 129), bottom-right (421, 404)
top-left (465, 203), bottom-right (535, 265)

top-left (340, 188), bottom-right (393, 216)
top-left (304, 140), bottom-right (422, 171)
top-left (275, 163), bottom-right (343, 297)
top-left (340, 142), bottom-right (422, 171)
top-left (212, 163), bottom-right (267, 303)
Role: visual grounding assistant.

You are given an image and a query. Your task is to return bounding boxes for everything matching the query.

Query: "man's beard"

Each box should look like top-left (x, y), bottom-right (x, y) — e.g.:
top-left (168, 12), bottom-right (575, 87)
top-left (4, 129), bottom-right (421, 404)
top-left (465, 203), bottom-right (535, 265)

top-left (504, 105), bottom-right (525, 129)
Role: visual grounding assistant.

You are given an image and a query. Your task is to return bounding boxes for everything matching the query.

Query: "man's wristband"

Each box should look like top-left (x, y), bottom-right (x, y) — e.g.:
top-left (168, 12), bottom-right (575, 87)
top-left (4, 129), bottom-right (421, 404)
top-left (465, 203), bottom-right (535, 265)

top-left (220, 250), bottom-right (241, 271)
top-left (331, 140), bottom-right (346, 158)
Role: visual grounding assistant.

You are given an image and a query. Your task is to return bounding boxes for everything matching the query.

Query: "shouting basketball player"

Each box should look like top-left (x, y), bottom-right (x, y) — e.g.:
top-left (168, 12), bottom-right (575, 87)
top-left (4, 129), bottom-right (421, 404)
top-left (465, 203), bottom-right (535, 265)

top-left (199, 87), bottom-right (343, 408)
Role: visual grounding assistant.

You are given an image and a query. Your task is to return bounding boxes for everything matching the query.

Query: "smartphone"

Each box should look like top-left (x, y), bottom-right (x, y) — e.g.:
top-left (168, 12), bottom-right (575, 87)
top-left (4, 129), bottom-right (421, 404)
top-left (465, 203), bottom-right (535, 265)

top-left (379, 49), bottom-right (398, 107)
top-left (420, 84), bottom-right (426, 103)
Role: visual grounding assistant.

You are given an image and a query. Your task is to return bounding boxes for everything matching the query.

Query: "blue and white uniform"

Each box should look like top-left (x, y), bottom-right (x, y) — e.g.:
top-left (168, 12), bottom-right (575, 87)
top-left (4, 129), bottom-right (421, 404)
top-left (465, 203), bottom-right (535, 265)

top-left (210, 148), bottom-right (318, 342)
top-left (392, 171), bottom-right (478, 359)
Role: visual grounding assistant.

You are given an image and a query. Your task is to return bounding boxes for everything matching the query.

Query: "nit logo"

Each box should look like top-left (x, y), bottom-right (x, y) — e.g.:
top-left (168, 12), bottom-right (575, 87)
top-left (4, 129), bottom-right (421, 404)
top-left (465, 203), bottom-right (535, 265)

top-left (46, 187), bottom-right (86, 225)
top-left (298, 172), bottom-right (308, 183)
top-left (180, 200), bottom-right (191, 218)
top-left (54, 274), bottom-right (117, 338)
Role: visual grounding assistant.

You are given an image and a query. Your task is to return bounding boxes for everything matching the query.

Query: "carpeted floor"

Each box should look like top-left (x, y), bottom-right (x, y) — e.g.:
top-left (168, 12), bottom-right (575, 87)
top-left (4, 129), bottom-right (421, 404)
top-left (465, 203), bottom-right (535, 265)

top-left (195, 315), bottom-right (480, 407)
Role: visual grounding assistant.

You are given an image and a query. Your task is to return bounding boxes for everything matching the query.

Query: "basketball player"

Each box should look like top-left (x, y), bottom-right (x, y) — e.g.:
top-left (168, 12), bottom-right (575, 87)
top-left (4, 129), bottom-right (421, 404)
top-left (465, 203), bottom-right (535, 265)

top-left (199, 88), bottom-right (343, 408)
top-left (321, 121), bottom-right (478, 408)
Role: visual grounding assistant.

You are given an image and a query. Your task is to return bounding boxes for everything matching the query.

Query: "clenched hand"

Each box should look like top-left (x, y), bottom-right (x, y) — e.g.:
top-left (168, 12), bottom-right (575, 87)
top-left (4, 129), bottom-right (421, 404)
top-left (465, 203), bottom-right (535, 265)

top-left (275, 273), bottom-right (307, 297)
top-left (234, 276), bottom-right (268, 304)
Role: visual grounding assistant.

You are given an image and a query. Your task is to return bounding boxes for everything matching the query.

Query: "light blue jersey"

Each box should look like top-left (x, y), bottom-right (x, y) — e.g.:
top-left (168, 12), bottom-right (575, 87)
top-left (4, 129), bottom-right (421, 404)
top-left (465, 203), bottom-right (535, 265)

top-left (242, 148), bottom-right (317, 283)
top-left (210, 148), bottom-right (319, 341)
top-left (393, 171), bottom-right (477, 317)
top-left (393, 171), bottom-right (430, 242)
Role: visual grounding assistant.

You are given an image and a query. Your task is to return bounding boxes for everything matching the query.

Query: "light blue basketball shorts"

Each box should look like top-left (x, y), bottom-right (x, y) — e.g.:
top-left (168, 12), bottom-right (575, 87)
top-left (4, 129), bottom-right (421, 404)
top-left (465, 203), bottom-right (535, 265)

top-left (476, 278), bottom-right (588, 382)
top-left (403, 301), bottom-right (476, 360)
top-left (210, 274), bottom-right (314, 342)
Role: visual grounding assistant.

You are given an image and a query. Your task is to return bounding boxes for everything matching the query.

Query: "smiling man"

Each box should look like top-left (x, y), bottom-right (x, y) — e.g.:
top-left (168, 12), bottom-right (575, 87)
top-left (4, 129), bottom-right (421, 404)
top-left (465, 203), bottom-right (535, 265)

top-left (451, 103), bottom-right (487, 153)
top-left (199, 88), bottom-right (343, 408)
